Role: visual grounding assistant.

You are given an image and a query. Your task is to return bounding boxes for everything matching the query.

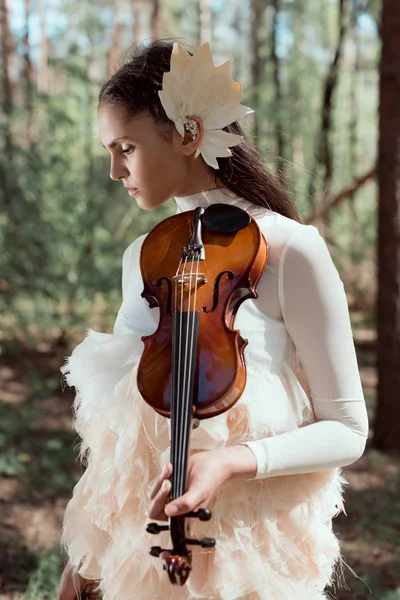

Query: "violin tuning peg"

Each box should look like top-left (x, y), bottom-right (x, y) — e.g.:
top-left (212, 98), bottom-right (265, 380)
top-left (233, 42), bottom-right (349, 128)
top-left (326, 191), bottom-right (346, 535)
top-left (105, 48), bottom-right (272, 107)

top-left (200, 537), bottom-right (216, 548)
top-left (186, 508), bottom-right (212, 521)
top-left (150, 545), bottom-right (168, 557)
top-left (146, 522), bottom-right (169, 534)
top-left (197, 508), bottom-right (212, 521)
top-left (185, 537), bottom-right (216, 548)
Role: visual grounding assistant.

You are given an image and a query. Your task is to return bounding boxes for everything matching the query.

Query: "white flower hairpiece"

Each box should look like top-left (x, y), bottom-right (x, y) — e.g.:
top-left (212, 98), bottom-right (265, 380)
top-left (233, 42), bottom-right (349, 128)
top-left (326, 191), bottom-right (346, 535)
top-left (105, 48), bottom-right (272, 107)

top-left (158, 42), bottom-right (254, 169)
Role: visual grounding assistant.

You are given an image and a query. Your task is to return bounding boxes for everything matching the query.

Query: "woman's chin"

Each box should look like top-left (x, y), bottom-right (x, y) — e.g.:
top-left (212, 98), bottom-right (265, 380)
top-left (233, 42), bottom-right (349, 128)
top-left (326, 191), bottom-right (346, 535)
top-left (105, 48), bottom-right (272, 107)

top-left (135, 193), bottom-right (167, 210)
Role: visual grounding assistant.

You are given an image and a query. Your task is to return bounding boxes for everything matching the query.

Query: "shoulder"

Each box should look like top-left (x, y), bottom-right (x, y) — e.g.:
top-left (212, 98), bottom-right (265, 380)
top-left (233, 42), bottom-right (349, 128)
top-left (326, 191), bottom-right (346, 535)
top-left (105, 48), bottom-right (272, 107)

top-left (257, 211), bottom-right (326, 273)
top-left (267, 214), bottom-right (343, 298)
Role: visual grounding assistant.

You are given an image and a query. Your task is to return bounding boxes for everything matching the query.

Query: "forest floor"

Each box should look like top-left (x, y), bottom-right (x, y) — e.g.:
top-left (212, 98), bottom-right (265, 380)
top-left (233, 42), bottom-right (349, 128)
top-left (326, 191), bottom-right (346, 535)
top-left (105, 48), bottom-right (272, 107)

top-left (0, 335), bottom-right (399, 600)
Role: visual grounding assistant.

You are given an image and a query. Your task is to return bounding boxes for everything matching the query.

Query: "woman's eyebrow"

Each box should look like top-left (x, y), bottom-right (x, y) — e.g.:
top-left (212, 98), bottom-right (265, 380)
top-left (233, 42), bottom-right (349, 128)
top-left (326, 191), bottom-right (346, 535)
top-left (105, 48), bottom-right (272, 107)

top-left (101, 136), bottom-right (130, 149)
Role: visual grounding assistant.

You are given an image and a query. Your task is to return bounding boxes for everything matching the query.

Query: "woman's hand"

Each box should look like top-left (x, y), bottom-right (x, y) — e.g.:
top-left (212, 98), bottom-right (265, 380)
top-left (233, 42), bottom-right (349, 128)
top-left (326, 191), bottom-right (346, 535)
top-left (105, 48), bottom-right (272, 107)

top-left (147, 445), bottom-right (257, 521)
top-left (57, 559), bottom-right (100, 600)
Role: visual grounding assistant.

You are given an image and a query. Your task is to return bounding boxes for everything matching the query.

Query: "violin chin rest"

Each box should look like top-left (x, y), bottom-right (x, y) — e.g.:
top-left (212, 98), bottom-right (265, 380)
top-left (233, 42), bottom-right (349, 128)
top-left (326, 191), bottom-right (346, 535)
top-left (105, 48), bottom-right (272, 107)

top-left (201, 203), bottom-right (251, 234)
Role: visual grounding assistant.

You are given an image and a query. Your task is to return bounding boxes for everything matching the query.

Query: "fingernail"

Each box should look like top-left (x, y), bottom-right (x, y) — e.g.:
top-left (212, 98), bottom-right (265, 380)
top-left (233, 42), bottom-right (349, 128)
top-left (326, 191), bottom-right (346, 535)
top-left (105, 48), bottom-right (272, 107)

top-left (162, 464), bottom-right (167, 475)
top-left (161, 480), bottom-right (169, 492)
top-left (167, 505), bottom-right (178, 514)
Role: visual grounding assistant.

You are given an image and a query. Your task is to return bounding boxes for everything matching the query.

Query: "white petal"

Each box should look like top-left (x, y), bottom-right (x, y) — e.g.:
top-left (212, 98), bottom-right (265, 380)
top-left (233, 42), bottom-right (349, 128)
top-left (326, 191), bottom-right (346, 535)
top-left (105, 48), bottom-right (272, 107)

top-left (159, 74), bottom-right (186, 120)
top-left (203, 129), bottom-right (244, 151)
top-left (192, 43), bottom-right (215, 78)
top-left (225, 81), bottom-right (242, 104)
top-left (215, 60), bottom-right (231, 76)
top-left (158, 90), bottom-right (175, 122)
top-left (203, 104), bottom-right (254, 130)
top-left (200, 146), bottom-right (220, 169)
top-left (170, 42), bottom-right (191, 79)
top-left (175, 119), bottom-right (185, 137)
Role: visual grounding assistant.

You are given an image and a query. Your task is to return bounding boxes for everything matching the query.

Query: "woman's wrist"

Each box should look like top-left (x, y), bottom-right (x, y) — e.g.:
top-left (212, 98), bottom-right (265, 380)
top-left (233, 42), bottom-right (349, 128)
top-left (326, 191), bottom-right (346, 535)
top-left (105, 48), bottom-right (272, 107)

top-left (219, 444), bottom-right (258, 480)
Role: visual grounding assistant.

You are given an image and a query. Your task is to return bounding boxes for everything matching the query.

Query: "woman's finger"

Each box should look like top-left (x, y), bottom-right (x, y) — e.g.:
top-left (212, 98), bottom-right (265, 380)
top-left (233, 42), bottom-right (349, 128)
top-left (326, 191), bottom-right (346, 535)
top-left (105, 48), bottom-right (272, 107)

top-left (164, 490), bottom-right (204, 517)
top-left (82, 586), bottom-right (100, 600)
top-left (149, 463), bottom-right (172, 501)
top-left (147, 478), bottom-right (171, 520)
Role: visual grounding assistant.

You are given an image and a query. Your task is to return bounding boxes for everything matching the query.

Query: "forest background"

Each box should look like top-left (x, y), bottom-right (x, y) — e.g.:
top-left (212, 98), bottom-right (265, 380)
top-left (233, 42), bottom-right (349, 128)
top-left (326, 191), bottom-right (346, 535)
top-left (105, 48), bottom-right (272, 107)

top-left (0, 0), bottom-right (399, 598)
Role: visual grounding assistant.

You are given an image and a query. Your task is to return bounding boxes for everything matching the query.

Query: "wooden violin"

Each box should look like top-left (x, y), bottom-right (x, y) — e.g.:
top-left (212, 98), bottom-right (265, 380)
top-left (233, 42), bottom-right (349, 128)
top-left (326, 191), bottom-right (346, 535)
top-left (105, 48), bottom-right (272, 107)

top-left (137, 203), bottom-right (268, 585)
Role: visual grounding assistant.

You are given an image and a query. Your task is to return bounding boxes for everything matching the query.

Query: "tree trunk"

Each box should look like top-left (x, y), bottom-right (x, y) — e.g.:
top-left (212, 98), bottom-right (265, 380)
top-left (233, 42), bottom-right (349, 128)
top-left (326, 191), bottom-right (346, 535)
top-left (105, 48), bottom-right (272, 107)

top-left (197, 0), bottom-right (211, 47)
top-left (373, 0), bottom-right (400, 452)
top-left (24, 0), bottom-right (35, 142)
top-left (108, 0), bottom-right (122, 76)
top-left (250, 0), bottom-right (261, 141)
top-left (308, 0), bottom-right (348, 205)
top-left (151, 0), bottom-right (162, 42)
top-left (0, 0), bottom-right (13, 154)
top-left (271, 0), bottom-right (286, 184)
top-left (132, 0), bottom-right (143, 44)
top-left (36, 0), bottom-right (49, 94)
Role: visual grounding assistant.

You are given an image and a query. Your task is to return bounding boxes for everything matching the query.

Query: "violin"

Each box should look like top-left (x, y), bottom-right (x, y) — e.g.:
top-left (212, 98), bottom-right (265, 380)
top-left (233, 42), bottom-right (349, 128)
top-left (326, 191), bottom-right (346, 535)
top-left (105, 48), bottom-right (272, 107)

top-left (137, 203), bottom-right (268, 585)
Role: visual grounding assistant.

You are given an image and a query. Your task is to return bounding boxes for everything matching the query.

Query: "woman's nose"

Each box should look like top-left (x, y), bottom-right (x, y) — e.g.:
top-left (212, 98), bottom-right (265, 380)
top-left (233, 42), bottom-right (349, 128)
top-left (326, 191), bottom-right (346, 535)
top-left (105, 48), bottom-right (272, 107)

top-left (110, 158), bottom-right (129, 181)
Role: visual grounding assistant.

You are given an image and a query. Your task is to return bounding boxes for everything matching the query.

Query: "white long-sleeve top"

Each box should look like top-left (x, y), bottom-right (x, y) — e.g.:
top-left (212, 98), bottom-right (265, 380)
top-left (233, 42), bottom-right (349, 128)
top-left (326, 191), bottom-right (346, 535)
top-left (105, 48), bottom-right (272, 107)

top-left (113, 187), bottom-right (369, 479)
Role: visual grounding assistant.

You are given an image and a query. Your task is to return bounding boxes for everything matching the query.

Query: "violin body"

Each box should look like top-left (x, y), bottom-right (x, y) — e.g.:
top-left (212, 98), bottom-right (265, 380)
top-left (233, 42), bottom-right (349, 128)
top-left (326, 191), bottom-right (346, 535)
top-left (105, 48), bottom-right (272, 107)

top-left (137, 204), bottom-right (268, 585)
top-left (138, 208), bottom-right (268, 418)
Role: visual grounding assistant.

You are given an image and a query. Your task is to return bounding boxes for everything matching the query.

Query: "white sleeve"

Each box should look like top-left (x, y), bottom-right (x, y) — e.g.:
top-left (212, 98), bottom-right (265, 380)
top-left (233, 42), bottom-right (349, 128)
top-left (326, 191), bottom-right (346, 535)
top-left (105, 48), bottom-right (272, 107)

top-left (243, 225), bottom-right (369, 479)
top-left (113, 235), bottom-right (146, 335)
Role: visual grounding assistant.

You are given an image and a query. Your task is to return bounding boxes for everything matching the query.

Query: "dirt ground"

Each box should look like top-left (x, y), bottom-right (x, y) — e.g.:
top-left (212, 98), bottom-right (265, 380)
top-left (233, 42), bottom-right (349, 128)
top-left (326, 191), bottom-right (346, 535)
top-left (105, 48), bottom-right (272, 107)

top-left (0, 340), bottom-right (399, 599)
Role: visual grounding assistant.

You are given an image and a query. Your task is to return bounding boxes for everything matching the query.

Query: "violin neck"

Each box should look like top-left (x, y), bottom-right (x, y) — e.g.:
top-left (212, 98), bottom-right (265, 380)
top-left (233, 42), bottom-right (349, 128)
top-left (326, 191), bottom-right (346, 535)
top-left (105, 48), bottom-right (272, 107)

top-left (170, 310), bottom-right (199, 500)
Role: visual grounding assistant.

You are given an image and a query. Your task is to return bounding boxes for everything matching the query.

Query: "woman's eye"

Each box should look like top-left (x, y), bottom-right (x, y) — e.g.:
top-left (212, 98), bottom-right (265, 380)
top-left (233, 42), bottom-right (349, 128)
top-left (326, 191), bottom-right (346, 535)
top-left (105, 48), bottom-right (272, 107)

top-left (122, 147), bottom-right (135, 155)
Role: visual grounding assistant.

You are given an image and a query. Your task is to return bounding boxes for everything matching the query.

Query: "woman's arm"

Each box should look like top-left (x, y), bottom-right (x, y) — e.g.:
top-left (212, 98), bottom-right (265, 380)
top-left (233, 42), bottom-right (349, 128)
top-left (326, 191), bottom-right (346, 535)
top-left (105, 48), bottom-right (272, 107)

top-left (240, 225), bottom-right (369, 479)
top-left (113, 234), bottom-right (147, 336)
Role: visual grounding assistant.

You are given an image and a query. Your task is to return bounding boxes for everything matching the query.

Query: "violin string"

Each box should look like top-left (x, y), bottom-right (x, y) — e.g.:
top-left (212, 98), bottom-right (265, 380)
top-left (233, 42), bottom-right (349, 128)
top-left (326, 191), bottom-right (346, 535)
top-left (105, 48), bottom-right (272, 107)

top-left (171, 257), bottom-right (182, 499)
top-left (171, 258), bottom-right (181, 499)
top-left (175, 255), bottom-right (187, 498)
top-left (178, 252), bottom-right (201, 500)
top-left (178, 255), bottom-right (194, 497)
top-left (171, 261), bottom-right (179, 500)
top-left (182, 254), bottom-right (200, 495)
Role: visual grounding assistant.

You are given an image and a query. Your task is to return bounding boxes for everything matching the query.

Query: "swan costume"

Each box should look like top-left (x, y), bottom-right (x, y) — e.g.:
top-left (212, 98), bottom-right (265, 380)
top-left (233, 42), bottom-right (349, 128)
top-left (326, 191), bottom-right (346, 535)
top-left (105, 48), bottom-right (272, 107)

top-left (60, 187), bottom-right (368, 600)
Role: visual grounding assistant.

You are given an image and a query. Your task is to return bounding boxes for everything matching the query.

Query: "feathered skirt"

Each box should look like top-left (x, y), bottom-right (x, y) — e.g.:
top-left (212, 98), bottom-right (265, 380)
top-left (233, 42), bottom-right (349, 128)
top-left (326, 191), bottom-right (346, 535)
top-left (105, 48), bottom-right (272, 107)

top-left (60, 329), bottom-right (347, 600)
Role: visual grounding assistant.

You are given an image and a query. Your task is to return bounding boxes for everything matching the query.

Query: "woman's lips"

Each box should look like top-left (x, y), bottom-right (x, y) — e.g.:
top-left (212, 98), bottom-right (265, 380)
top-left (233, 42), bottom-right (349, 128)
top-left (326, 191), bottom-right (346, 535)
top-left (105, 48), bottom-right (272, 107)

top-left (127, 188), bottom-right (138, 196)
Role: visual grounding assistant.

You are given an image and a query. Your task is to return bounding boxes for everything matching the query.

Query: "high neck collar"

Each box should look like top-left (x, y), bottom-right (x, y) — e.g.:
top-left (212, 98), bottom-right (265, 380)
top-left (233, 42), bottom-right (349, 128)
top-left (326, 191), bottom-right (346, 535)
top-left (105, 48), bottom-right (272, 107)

top-left (174, 187), bottom-right (272, 220)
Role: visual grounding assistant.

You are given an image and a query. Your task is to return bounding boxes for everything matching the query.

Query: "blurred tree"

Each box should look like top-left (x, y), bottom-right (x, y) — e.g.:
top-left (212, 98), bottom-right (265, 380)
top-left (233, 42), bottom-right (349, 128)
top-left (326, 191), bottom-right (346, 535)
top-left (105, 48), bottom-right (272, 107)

top-left (151, 0), bottom-right (163, 42)
top-left (197, 0), bottom-right (211, 47)
top-left (0, 0), bottom-right (381, 338)
top-left (108, 0), bottom-right (123, 76)
top-left (271, 0), bottom-right (286, 183)
top-left (132, 0), bottom-right (144, 43)
top-left (36, 0), bottom-right (49, 94)
top-left (373, 0), bottom-right (400, 452)
top-left (308, 0), bottom-right (348, 206)
top-left (250, 0), bottom-right (262, 141)
top-left (0, 0), bottom-right (13, 152)
top-left (23, 0), bottom-right (34, 142)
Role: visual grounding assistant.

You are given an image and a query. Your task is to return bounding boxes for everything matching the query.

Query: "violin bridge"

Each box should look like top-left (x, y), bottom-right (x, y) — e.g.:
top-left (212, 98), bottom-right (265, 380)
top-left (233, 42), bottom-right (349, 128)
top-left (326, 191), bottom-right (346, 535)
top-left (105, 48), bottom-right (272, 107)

top-left (172, 273), bottom-right (208, 287)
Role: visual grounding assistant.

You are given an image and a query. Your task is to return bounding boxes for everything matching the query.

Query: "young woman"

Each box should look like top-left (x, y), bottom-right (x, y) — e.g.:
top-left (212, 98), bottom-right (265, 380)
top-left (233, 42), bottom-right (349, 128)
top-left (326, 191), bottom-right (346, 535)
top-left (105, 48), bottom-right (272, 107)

top-left (57, 40), bottom-right (369, 600)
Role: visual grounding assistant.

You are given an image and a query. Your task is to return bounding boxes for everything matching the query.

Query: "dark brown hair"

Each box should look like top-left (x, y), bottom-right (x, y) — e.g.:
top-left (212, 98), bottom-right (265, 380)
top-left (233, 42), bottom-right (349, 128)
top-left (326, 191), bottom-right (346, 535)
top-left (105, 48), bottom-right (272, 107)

top-left (98, 40), bottom-right (299, 221)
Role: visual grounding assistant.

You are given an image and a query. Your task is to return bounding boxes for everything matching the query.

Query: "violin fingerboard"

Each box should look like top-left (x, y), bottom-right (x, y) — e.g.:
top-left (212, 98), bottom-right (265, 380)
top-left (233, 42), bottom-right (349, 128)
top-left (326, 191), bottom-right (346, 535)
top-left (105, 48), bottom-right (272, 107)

top-left (170, 311), bottom-right (199, 500)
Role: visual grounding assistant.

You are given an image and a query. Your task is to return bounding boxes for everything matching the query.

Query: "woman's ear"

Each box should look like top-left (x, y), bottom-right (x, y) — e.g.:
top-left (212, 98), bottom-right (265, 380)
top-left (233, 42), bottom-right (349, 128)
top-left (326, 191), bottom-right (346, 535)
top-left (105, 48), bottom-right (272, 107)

top-left (180, 116), bottom-right (204, 158)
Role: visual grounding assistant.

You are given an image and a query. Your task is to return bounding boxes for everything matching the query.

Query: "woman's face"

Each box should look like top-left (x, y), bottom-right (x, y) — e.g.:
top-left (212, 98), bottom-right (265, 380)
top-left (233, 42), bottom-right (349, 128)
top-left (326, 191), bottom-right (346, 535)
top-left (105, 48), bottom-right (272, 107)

top-left (98, 103), bottom-right (210, 210)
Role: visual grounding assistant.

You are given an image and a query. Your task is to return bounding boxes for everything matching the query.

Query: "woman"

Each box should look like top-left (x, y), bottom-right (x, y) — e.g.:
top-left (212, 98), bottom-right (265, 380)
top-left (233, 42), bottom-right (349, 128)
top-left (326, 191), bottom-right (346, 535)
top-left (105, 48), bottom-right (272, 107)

top-left (57, 40), bottom-right (368, 600)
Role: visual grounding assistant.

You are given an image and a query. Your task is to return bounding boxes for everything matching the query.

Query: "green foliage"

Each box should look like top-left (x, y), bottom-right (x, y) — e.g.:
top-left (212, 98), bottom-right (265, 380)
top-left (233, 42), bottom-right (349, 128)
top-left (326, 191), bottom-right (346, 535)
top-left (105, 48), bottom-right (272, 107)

top-left (20, 547), bottom-right (65, 600)
top-left (0, 365), bottom-right (79, 493)
top-left (17, 546), bottom-right (106, 600)
top-left (382, 589), bottom-right (400, 600)
top-left (0, 0), bottom-right (379, 340)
